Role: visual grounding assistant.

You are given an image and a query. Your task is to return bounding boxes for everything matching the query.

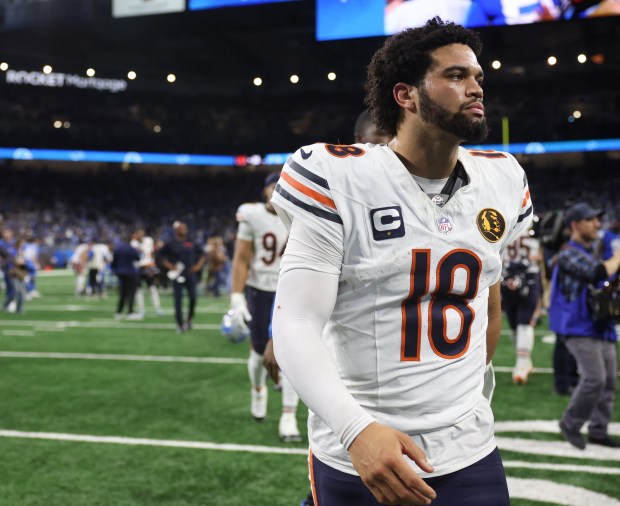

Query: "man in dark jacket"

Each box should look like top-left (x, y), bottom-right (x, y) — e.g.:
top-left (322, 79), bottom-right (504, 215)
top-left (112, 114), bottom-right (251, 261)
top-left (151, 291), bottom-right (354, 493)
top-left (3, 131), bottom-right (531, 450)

top-left (111, 236), bottom-right (141, 319)
top-left (160, 221), bottom-right (207, 333)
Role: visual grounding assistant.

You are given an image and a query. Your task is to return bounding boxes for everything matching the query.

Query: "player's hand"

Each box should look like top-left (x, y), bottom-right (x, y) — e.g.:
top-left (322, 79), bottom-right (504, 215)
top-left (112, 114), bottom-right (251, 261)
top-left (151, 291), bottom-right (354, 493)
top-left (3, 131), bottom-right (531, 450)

top-left (262, 339), bottom-right (280, 383)
top-left (230, 292), bottom-right (252, 333)
top-left (348, 423), bottom-right (436, 506)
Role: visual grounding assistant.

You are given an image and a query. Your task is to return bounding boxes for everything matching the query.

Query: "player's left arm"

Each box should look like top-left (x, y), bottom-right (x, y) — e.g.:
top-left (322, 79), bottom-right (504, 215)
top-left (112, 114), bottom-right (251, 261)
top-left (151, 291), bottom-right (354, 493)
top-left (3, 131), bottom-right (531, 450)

top-left (486, 280), bottom-right (502, 364)
top-left (190, 244), bottom-right (207, 273)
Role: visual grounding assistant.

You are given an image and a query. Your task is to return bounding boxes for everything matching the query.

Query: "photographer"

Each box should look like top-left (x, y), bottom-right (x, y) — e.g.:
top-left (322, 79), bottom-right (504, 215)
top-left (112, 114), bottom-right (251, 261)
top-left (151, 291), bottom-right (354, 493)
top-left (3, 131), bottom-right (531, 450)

top-left (549, 202), bottom-right (620, 449)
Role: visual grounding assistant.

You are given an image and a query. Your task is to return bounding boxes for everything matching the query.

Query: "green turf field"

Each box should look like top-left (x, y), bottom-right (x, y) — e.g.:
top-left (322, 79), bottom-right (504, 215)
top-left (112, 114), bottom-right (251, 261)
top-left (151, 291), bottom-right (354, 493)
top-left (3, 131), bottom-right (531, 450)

top-left (0, 271), bottom-right (618, 506)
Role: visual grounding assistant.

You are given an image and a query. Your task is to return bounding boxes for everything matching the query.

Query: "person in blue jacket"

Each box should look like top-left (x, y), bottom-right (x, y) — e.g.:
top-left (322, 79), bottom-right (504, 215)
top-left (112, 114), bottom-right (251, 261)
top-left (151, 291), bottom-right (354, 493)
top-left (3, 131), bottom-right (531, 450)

top-left (549, 202), bottom-right (620, 449)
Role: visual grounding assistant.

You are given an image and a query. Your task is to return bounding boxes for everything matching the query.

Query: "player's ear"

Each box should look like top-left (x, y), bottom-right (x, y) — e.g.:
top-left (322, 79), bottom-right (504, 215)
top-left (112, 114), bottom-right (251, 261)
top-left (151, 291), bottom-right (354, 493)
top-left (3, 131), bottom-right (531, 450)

top-left (393, 83), bottom-right (417, 111)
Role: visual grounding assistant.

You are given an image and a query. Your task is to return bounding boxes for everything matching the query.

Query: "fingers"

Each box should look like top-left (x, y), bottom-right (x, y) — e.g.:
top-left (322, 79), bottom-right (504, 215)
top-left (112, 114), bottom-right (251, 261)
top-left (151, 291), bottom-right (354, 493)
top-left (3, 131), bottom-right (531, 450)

top-left (400, 436), bottom-right (434, 474)
top-left (349, 424), bottom-right (436, 506)
top-left (364, 458), bottom-right (435, 506)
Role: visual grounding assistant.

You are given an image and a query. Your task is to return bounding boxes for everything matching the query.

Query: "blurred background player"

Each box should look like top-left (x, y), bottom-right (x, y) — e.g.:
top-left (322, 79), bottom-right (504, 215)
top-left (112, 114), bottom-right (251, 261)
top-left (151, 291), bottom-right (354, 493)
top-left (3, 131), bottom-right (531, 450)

top-left (160, 221), bottom-right (207, 334)
top-left (86, 240), bottom-right (112, 300)
top-left (353, 110), bottom-right (391, 145)
top-left (22, 233), bottom-right (42, 300)
top-left (501, 227), bottom-right (543, 384)
top-left (70, 239), bottom-right (90, 296)
top-left (229, 172), bottom-right (300, 442)
top-left (111, 235), bottom-right (141, 320)
top-left (0, 228), bottom-right (17, 311)
top-left (131, 228), bottom-right (164, 316)
top-left (204, 235), bottom-right (229, 298)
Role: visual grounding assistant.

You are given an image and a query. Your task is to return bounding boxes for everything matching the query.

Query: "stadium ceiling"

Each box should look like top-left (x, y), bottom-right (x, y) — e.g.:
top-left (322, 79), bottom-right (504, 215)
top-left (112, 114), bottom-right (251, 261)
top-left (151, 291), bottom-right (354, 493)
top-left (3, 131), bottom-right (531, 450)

top-left (0, 1), bottom-right (618, 97)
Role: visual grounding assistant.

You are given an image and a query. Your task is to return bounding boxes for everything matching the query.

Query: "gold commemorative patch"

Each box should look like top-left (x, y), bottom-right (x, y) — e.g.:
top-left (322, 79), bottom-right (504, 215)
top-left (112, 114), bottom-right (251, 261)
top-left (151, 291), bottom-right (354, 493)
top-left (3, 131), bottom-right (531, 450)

top-left (477, 208), bottom-right (506, 243)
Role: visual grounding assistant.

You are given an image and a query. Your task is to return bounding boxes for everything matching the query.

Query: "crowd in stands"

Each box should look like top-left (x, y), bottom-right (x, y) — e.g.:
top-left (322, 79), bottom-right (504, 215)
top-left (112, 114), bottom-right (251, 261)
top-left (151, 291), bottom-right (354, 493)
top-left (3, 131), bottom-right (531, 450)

top-left (0, 156), bottom-right (618, 272)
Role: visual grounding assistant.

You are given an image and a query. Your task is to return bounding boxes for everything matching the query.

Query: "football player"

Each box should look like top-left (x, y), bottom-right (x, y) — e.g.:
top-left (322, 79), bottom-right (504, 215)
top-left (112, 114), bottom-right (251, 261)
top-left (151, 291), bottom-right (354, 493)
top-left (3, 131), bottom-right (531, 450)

top-left (229, 172), bottom-right (301, 442)
top-left (69, 239), bottom-right (90, 296)
top-left (131, 228), bottom-right (164, 316)
top-left (501, 227), bottom-right (543, 384)
top-left (272, 18), bottom-right (533, 506)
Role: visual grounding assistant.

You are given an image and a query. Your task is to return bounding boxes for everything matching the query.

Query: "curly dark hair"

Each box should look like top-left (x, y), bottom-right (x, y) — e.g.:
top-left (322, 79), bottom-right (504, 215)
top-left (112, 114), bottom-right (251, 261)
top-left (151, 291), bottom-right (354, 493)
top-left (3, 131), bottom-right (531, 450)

top-left (364, 17), bottom-right (483, 137)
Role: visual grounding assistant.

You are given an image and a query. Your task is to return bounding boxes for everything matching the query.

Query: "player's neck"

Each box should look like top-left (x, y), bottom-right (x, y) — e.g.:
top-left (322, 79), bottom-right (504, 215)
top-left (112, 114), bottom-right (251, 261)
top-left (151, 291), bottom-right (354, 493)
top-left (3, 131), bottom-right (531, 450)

top-left (388, 132), bottom-right (459, 180)
top-left (265, 202), bottom-right (276, 214)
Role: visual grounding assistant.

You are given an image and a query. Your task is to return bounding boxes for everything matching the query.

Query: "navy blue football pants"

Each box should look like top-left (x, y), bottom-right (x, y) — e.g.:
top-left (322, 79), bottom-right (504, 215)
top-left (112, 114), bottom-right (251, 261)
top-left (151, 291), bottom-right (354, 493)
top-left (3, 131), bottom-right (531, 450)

top-left (172, 274), bottom-right (197, 327)
top-left (310, 447), bottom-right (509, 506)
top-left (245, 286), bottom-right (275, 355)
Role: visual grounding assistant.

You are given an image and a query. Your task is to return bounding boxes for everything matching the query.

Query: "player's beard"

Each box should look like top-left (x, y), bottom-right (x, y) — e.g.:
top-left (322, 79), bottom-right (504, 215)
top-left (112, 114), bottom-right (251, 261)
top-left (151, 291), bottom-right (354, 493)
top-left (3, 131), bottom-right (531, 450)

top-left (418, 86), bottom-right (489, 143)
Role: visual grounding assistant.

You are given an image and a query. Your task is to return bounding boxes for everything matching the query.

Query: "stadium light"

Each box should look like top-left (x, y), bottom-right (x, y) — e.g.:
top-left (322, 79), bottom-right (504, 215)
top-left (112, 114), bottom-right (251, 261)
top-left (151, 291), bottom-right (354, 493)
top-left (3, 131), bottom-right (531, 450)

top-left (53, 120), bottom-right (62, 129)
top-left (327, 72), bottom-right (336, 81)
top-left (63, 121), bottom-right (71, 129)
top-left (577, 54), bottom-right (587, 64)
top-left (547, 56), bottom-right (557, 66)
top-left (290, 74), bottom-right (299, 84)
top-left (127, 71), bottom-right (137, 80)
top-left (86, 68), bottom-right (95, 77)
top-left (43, 65), bottom-right (53, 74)
top-left (167, 73), bottom-right (176, 83)
top-left (153, 125), bottom-right (162, 133)
top-left (591, 53), bottom-right (604, 64)
top-left (573, 110), bottom-right (582, 119)
top-left (491, 60), bottom-right (501, 70)
top-left (0, 62), bottom-right (8, 71)
top-left (253, 77), bottom-right (262, 86)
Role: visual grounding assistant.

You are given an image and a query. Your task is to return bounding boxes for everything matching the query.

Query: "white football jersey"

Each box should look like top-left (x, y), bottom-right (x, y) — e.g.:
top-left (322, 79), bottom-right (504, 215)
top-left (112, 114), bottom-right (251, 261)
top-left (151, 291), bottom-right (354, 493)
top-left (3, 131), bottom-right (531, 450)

top-left (87, 243), bottom-right (112, 270)
top-left (131, 237), bottom-right (155, 267)
top-left (272, 143), bottom-right (533, 477)
top-left (236, 202), bottom-right (288, 292)
top-left (70, 243), bottom-right (89, 266)
top-left (502, 229), bottom-right (541, 273)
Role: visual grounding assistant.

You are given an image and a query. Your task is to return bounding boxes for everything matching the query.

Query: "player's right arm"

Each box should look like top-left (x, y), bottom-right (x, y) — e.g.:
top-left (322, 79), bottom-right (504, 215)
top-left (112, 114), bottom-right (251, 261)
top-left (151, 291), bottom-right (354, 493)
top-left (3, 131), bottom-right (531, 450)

top-left (230, 207), bottom-right (255, 326)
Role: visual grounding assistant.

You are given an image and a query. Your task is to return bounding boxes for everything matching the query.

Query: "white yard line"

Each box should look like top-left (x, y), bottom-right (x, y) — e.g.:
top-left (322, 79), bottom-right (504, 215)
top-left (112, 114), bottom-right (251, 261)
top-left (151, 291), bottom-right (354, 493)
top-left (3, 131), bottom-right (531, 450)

top-left (0, 351), bottom-right (246, 365)
top-left (0, 430), bottom-right (307, 455)
top-left (0, 320), bottom-right (220, 330)
top-left (20, 306), bottom-right (226, 314)
top-left (507, 477), bottom-right (620, 506)
top-left (496, 420), bottom-right (620, 435)
top-left (504, 461), bottom-right (620, 475)
top-left (0, 330), bottom-right (35, 337)
top-left (496, 437), bottom-right (620, 461)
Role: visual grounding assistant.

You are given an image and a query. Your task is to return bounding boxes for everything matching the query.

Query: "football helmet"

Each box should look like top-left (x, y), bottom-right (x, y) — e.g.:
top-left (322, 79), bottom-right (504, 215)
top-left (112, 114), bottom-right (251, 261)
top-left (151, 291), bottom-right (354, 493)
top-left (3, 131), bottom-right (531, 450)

top-left (221, 309), bottom-right (250, 343)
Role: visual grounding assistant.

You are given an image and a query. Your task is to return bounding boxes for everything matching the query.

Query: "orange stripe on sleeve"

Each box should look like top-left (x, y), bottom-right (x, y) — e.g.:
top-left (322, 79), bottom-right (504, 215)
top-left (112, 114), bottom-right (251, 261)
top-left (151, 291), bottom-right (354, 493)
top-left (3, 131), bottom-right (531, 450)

top-left (282, 171), bottom-right (337, 210)
top-left (521, 190), bottom-right (531, 208)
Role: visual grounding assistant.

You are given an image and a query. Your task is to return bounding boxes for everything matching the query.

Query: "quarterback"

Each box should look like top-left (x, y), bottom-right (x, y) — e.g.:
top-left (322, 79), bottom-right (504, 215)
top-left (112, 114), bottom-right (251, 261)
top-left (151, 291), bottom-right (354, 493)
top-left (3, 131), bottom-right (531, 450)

top-left (272, 18), bottom-right (533, 506)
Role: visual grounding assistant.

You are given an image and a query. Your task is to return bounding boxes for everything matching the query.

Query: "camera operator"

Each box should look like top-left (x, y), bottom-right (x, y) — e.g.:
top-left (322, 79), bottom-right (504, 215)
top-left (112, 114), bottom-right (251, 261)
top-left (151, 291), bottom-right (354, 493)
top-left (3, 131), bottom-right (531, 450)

top-left (549, 202), bottom-right (620, 449)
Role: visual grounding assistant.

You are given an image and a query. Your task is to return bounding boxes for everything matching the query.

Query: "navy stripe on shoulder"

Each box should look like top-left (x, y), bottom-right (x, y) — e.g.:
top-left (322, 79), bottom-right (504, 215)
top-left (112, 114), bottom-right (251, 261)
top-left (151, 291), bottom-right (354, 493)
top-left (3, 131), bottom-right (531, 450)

top-left (517, 205), bottom-right (533, 223)
top-left (275, 184), bottom-right (343, 225)
top-left (286, 157), bottom-right (330, 190)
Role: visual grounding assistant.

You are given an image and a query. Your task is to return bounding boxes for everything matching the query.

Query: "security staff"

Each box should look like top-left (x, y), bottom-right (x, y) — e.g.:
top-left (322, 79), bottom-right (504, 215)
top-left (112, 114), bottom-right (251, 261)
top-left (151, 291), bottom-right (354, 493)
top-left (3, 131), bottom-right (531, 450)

top-left (160, 221), bottom-right (207, 333)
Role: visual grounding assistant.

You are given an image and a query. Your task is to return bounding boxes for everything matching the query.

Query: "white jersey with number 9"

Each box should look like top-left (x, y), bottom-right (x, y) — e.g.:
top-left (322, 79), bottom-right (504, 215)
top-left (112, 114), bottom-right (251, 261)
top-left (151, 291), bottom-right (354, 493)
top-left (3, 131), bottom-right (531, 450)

top-left (236, 202), bottom-right (288, 292)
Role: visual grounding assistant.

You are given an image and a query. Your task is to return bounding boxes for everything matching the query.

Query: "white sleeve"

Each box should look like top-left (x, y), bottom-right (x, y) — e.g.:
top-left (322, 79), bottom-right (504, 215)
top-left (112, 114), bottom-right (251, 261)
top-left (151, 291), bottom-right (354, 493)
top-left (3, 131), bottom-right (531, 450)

top-left (273, 221), bottom-right (375, 450)
top-left (502, 156), bottom-right (534, 252)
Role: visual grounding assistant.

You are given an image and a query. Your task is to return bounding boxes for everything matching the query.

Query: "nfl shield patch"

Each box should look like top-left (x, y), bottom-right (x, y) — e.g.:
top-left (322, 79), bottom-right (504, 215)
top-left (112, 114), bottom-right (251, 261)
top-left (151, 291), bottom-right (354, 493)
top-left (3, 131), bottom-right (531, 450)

top-left (437, 215), bottom-right (453, 234)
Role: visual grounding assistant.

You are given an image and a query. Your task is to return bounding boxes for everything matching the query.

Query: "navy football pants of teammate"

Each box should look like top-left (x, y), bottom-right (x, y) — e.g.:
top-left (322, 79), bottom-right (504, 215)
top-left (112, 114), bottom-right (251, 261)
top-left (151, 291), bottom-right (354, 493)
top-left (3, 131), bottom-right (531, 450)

top-left (245, 286), bottom-right (275, 354)
top-left (173, 274), bottom-right (197, 329)
top-left (310, 448), bottom-right (509, 506)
